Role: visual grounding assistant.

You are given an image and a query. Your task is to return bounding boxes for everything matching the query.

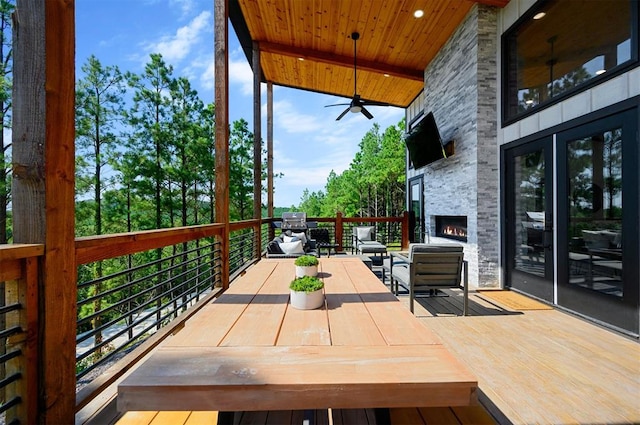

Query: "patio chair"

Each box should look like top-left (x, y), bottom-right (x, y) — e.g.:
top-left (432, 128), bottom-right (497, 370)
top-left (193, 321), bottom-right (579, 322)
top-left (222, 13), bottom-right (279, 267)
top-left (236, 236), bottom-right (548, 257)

top-left (390, 243), bottom-right (468, 316)
top-left (352, 226), bottom-right (387, 265)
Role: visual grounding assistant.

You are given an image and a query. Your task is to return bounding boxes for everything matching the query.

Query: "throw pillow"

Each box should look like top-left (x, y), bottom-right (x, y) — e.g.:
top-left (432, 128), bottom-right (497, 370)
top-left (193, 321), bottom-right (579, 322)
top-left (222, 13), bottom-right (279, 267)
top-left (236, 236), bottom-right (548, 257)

top-left (356, 226), bottom-right (374, 241)
top-left (291, 232), bottom-right (307, 245)
top-left (279, 240), bottom-right (305, 255)
top-left (283, 235), bottom-right (300, 243)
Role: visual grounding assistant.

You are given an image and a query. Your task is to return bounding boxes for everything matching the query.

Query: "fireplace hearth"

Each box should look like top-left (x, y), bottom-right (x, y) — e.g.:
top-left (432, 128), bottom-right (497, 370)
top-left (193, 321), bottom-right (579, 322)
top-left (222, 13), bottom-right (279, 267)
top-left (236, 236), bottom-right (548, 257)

top-left (435, 215), bottom-right (467, 242)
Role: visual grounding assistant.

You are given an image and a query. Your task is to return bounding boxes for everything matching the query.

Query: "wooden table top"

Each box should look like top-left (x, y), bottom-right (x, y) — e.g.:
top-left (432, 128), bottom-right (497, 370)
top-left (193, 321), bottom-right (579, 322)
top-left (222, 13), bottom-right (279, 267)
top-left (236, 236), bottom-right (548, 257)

top-left (117, 257), bottom-right (477, 412)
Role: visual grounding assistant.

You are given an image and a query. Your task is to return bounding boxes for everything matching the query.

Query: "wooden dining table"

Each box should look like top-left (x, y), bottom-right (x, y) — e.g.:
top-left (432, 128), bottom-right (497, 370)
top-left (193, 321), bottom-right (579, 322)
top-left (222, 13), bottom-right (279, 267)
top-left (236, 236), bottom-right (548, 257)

top-left (117, 257), bottom-right (477, 413)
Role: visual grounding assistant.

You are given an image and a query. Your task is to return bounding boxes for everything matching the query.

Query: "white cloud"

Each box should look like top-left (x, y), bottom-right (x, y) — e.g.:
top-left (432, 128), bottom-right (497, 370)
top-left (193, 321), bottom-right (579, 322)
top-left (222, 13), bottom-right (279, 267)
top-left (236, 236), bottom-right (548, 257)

top-left (270, 100), bottom-right (325, 134)
top-left (143, 11), bottom-right (211, 65)
top-left (170, 0), bottom-right (197, 18)
top-left (200, 47), bottom-right (253, 95)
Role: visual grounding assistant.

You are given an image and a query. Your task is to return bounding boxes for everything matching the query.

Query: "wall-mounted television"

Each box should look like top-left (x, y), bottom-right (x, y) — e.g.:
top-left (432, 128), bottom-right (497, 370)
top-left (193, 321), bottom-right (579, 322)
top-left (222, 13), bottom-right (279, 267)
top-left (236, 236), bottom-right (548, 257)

top-left (404, 112), bottom-right (447, 168)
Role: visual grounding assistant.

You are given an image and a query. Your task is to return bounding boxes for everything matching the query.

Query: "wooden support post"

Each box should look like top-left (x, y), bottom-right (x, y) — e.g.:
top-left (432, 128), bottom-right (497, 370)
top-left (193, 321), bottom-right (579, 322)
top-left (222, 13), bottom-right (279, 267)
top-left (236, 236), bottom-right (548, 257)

top-left (214, 0), bottom-right (230, 289)
top-left (267, 82), bottom-right (274, 241)
top-left (401, 211), bottom-right (410, 249)
top-left (12, 1), bottom-right (76, 423)
top-left (252, 41), bottom-right (262, 256)
top-left (336, 212), bottom-right (343, 252)
top-left (267, 83), bottom-right (273, 216)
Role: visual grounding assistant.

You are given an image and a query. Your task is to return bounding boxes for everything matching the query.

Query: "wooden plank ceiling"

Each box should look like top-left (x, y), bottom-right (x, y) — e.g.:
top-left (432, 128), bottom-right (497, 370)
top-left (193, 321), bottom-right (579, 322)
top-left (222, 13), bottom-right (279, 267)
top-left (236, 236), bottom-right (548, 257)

top-left (229, 0), bottom-right (509, 108)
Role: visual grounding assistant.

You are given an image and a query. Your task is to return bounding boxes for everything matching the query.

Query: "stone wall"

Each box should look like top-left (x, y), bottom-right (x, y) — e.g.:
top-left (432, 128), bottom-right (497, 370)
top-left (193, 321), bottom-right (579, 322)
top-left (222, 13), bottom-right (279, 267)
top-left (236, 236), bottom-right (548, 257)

top-left (406, 5), bottom-right (500, 288)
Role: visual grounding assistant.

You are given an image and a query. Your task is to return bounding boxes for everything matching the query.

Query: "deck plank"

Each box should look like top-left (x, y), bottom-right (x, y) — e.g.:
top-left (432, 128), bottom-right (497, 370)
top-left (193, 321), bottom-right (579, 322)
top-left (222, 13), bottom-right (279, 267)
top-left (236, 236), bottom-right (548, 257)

top-left (184, 411), bottom-right (218, 424)
top-left (149, 411), bottom-right (191, 425)
top-left (422, 294), bottom-right (640, 425)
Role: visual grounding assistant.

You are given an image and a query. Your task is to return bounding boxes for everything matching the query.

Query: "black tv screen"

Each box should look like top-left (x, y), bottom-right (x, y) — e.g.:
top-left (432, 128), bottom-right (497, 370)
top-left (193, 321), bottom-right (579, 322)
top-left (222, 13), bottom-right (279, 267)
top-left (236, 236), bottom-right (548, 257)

top-left (404, 112), bottom-right (446, 168)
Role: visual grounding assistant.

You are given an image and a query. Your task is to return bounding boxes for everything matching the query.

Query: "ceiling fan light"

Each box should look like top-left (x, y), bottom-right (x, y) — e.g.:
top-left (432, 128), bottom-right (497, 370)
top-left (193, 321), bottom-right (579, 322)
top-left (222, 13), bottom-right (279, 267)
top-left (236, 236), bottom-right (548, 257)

top-left (350, 105), bottom-right (362, 113)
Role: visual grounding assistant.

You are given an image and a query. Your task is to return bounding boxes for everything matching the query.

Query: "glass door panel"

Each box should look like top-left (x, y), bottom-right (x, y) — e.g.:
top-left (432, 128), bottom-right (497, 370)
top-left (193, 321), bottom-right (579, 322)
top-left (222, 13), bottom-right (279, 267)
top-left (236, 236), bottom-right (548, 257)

top-left (409, 177), bottom-right (423, 243)
top-left (557, 109), bottom-right (639, 334)
top-left (505, 139), bottom-right (554, 301)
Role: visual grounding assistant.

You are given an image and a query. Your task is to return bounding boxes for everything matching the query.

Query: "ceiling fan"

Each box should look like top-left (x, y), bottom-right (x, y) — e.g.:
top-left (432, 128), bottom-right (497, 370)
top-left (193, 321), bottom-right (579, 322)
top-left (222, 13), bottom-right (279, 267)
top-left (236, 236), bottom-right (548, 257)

top-left (325, 32), bottom-right (391, 121)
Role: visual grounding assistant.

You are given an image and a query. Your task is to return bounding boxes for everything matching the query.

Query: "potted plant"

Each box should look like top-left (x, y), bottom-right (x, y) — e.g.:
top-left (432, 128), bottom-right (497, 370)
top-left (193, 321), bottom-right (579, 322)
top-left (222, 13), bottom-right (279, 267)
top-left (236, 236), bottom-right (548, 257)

top-left (289, 276), bottom-right (325, 310)
top-left (294, 254), bottom-right (319, 277)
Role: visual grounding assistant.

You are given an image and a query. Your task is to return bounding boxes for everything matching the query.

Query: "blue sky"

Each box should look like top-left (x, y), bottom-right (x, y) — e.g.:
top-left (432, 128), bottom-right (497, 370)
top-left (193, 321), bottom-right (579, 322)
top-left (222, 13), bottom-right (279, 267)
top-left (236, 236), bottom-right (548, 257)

top-left (75, 0), bottom-right (404, 207)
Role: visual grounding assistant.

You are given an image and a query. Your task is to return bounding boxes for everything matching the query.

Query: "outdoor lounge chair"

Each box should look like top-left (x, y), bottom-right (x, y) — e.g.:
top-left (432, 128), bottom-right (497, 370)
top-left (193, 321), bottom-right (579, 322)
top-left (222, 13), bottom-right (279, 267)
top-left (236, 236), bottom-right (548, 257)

top-left (352, 226), bottom-right (387, 265)
top-left (390, 243), bottom-right (468, 316)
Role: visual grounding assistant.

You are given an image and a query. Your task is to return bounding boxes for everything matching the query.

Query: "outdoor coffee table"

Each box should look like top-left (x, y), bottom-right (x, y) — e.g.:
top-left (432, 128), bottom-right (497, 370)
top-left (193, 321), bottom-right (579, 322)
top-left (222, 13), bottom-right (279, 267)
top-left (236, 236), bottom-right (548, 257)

top-left (117, 257), bottom-right (477, 413)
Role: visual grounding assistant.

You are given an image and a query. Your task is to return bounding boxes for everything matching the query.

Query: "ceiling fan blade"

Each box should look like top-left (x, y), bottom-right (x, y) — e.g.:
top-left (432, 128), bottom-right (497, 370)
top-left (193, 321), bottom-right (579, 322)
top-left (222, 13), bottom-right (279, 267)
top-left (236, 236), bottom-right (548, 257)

top-left (336, 107), bottom-right (350, 121)
top-left (360, 106), bottom-right (374, 120)
top-left (361, 100), bottom-right (393, 107)
top-left (325, 103), bottom-right (350, 108)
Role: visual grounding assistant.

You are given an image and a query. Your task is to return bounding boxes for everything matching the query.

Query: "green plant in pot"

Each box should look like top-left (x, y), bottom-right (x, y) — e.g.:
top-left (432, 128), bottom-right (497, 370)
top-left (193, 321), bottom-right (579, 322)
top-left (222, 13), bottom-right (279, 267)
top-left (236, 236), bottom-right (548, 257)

top-left (289, 276), bottom-right (325, 310)
top-left (294, 254), bottom-right (319, 277)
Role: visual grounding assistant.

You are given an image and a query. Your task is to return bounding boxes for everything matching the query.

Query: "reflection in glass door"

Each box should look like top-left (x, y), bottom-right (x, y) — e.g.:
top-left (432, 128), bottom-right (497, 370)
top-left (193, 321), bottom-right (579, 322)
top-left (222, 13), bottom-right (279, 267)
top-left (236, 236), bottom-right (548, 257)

top-left (557, 109), bottom-right (639, 334)
top-left (505, 139), bottom-right (554, 302)
top-left (408, 177), bottom-right (423, 243)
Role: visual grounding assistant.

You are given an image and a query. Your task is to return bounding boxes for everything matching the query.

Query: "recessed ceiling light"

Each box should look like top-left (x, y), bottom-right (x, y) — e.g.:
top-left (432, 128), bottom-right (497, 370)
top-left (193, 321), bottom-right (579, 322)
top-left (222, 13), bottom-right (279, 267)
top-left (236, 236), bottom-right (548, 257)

top-left (383, 73), bottom-right (390, 77)
top-left (533, 12), bottom-right (546, 20)
top-left (414, 9), bottom-right (424, 18)
top-left (298, 57), bottom-right (304, 61)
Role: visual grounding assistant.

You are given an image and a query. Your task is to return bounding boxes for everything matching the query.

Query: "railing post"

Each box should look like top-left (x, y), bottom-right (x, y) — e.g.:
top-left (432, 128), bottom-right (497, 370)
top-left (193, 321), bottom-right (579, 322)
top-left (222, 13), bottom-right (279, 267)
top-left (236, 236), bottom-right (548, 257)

top-left (402, 211), bottom-right (410, 249)
top-left (336, 212), bottom-right (343, 252)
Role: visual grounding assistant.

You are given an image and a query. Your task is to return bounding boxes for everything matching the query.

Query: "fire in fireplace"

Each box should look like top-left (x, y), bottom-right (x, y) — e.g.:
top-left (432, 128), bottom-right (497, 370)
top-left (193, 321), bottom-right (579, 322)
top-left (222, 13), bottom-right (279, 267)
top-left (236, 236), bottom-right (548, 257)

top-left (435, 215), bottom-right (467, 242)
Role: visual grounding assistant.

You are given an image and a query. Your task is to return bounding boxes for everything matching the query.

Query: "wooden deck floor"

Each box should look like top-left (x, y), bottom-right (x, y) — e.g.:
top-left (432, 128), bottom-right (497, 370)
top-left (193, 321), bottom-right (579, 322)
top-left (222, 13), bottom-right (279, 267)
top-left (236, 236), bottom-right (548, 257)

top-left (80, 271), bottom-right (640, 425)
top-left (401, 287), bottom-right (640, 425)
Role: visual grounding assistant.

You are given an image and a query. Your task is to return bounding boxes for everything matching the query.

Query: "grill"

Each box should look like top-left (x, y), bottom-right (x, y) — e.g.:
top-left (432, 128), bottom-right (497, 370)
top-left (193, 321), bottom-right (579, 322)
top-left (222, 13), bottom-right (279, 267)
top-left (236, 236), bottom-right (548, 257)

top-left (281, 212), bottom-right (307, 231)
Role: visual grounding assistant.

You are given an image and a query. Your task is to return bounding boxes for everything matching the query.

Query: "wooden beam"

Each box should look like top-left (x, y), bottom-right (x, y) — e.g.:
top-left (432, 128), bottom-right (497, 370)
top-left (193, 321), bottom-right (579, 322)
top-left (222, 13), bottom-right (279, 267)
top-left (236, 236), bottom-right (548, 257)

top-left (258, 41), bottom-right (424, 82)
top-left (214, 0), bottom-right (230, 289)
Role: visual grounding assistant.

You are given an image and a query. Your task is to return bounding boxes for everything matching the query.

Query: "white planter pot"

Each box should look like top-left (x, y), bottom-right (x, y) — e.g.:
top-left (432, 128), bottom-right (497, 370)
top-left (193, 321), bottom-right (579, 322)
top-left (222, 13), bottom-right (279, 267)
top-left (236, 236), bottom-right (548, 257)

top-left (290, 289), bottom-right (325, 310)
top-left (295, 265), bottom-right (318, 278)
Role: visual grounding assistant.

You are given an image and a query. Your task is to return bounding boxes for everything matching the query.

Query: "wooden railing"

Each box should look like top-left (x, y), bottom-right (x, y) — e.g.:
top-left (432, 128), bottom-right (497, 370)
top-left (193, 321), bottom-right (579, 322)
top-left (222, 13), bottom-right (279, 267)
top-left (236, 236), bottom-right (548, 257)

top-left (0, 213), bottom-right (410, 423)
top-left (0, 244), bottom-right (43, 425)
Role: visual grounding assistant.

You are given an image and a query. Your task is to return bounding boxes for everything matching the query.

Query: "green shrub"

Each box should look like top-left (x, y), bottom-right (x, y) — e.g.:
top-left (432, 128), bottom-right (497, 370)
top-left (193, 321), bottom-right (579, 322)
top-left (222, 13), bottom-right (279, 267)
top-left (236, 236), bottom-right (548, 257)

top-left (294, 254), bottom-right (319, 267)
top-left (289, 276), bottom-right (324, 292)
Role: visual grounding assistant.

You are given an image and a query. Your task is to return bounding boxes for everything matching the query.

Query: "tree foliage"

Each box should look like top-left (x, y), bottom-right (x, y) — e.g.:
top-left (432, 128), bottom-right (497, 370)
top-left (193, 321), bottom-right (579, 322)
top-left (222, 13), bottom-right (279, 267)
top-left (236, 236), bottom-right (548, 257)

top-left (298, 119), bottom-right (406, 217)
top-left (0, 0), bottom-right (13, 244)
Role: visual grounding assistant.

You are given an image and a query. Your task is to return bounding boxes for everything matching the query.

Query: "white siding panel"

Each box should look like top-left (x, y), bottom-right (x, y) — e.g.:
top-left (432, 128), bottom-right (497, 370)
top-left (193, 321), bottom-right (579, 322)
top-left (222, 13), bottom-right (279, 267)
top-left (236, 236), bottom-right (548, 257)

top-left (539, 103), bottom-right (562, 131)
top-left (562, 91), bottom-right (591, 122)
top-left (629, 67), bottom-right (640, 97)
top-left (592, 75), bottom-right (629, 111)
